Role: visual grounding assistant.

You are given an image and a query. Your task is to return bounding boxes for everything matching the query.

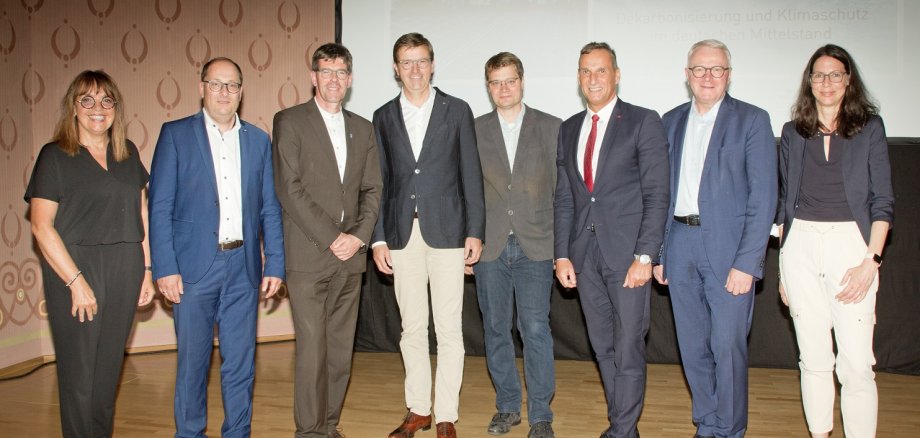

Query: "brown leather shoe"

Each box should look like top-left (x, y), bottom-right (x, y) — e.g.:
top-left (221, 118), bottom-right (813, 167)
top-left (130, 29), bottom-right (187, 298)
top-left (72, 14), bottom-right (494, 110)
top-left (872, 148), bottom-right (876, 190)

top-left (436, 422), bottom-right (457, 438)
top-left (388, 411), bottom-right (432, 438)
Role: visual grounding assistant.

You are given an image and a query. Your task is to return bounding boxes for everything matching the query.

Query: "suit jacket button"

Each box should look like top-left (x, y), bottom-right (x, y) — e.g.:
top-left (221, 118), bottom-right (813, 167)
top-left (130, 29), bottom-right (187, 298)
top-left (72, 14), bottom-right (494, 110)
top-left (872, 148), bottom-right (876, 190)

top-left (414, 169), bottom-right (420, 174)
top-left (591, 197), bottom-right (596, 202)
top-left (507, 184), bottom-right (512, 190)
top-left (508, 210), bottom-right (514, 215)
top-left (410, 194), bottom-right (416, 199)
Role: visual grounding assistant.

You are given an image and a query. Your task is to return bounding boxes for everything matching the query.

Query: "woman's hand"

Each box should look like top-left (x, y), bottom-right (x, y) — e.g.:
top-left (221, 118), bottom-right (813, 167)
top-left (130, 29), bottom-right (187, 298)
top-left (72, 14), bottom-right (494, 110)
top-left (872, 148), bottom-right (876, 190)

top-left (69, 277), bottom-right (98, 322)
top-left (138, 271), bottom-right (155, 307)
top-left (837, 258), bottom-right (878, 304)
top-left (778, 282), bottom-right (789, 307)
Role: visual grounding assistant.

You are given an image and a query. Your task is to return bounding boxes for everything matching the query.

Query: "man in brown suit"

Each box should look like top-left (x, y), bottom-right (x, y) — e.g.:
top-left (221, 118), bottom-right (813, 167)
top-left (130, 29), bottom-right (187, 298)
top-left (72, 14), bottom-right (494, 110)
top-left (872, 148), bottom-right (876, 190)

top-left (272, 43), bottom-right (382, 438)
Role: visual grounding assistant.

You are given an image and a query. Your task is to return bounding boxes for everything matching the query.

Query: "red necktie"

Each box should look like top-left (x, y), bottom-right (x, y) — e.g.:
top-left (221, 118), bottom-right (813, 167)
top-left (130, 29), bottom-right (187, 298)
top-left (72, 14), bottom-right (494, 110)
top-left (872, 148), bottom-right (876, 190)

top-left (584, 114), bottom-right (599, 192)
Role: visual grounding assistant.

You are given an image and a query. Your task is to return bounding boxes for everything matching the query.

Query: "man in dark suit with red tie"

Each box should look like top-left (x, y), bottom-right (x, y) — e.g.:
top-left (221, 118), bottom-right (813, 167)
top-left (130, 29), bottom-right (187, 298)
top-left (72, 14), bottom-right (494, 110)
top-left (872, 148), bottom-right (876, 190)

top-left (553, 42), bottom-right (670, 438)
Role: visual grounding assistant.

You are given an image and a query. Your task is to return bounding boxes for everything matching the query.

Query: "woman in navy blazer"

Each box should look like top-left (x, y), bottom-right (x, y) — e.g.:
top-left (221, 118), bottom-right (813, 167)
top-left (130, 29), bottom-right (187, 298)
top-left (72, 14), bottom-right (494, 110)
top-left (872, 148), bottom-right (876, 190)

top-left (776, 44), bottom-right (894, 438)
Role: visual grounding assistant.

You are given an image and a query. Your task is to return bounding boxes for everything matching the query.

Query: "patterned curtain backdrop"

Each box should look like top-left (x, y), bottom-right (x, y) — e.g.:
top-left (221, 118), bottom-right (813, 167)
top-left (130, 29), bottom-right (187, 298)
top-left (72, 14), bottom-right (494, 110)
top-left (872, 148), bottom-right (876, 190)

top-left (0, 0), bottom-right (334, 371)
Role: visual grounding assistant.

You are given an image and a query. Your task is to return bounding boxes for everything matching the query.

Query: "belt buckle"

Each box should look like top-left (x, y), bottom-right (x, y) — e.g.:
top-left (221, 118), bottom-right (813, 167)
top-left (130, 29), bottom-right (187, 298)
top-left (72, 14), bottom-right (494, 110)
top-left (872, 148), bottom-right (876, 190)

top-left (218, 240), bottom-right (243, 251)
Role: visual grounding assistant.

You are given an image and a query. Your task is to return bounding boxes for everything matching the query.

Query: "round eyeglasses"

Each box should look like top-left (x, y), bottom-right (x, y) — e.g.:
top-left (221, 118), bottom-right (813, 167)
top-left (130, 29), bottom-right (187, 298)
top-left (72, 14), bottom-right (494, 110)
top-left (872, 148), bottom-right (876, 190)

top-left (687, 66), bottom-right (731, 78)
top-left (78, 95), bottom-right (117, 109)
top-left (202, 80), bottom-right (242, 94)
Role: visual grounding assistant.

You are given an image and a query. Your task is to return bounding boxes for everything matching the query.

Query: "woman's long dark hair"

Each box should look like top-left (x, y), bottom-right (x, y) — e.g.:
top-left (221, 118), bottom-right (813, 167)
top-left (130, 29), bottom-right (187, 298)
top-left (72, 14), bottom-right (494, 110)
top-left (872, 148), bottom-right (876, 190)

top-left (791, 44), bottom-right (878, 139)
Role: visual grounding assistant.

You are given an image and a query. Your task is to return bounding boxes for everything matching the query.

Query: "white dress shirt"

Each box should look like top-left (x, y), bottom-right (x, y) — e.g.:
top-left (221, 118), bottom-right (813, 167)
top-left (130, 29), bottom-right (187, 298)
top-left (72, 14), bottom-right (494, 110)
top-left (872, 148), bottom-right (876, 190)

top-left (315, 101), bottom-right (348, 183)
top-left (674, 97), bottom-right (723, 217)
top-left (499, 104), bottom-right (526, 172)
top-left (203, 109), bottom-right (244, 243)
top-left (400, 86), bottom-right (436, 161)
top-left (577, 98), bottom-right (618, 181)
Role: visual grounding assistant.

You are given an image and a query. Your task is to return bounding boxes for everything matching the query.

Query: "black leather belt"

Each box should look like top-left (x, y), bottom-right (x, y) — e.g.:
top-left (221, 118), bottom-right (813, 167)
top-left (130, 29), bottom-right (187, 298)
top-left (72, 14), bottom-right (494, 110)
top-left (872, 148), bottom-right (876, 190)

top-left (218, 240), bottom-right (244, 251)
top-left (673, 215), bottom-right (701, 226)
top-left (413, 212), bottom-right (419, 219)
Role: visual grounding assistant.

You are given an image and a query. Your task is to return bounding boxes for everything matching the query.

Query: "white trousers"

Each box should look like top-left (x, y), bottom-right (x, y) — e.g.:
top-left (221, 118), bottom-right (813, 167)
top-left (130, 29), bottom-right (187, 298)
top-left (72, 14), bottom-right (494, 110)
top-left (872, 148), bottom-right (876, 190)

top-left (390, 219), bottom-right (465, 423)
top-left (780, 219), bottom-right (878, 437)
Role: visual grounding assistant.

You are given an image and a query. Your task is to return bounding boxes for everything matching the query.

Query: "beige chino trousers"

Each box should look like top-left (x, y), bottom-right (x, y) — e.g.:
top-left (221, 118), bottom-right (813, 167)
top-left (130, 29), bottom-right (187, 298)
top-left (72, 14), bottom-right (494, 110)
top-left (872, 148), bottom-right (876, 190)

top-left (390, 219), bottom-right (466, 423)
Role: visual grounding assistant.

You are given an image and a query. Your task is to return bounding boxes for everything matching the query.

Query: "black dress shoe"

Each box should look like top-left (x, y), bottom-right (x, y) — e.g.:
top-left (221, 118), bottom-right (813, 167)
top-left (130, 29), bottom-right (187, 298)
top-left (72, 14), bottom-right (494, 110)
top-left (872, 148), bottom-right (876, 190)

top-left (598, 428), bottom-right (639, 438)
top-left (694, 435), bottom-right (715, 438)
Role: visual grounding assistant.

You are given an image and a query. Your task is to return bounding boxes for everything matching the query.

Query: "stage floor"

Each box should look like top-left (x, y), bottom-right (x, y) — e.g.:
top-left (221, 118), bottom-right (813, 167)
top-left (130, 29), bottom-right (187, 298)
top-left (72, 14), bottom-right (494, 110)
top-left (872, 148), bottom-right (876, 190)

top-left (1, 341), bottom-right (918, 437)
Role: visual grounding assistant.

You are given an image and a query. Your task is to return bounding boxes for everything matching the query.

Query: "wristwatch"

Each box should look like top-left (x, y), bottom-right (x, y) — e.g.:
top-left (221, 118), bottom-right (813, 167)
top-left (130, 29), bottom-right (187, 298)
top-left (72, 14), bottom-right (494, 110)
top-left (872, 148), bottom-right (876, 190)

top-left (865, 252), bottom-right (882, 266)
top-left (634, 254), bottom-right (652, 265)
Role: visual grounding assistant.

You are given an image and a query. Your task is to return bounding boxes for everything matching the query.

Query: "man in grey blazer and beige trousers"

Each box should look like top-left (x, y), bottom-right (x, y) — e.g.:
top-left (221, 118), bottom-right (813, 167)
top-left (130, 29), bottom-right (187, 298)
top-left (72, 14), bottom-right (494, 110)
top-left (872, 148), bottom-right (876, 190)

top-left (272, 43), bottom-right (382, 438)
top-left (472, 52), bottom-right (561, 438)
top-left (372, 33), bottom-right (485, 438)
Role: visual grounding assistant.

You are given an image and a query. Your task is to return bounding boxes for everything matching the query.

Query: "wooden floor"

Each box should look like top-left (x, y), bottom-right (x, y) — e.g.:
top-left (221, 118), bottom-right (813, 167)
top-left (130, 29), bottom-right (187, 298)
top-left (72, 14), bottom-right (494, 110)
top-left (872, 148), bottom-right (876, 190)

top-left (1, 341), bottom-right (918, 437)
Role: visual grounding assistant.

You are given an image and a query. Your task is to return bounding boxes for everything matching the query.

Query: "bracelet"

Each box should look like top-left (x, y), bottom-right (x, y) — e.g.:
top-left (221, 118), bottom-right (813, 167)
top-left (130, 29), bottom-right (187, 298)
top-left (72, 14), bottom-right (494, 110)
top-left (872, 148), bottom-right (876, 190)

top-left (144, 266), bottom-right (152, 272)
top-left (65, 270), bottom-right (83, 287)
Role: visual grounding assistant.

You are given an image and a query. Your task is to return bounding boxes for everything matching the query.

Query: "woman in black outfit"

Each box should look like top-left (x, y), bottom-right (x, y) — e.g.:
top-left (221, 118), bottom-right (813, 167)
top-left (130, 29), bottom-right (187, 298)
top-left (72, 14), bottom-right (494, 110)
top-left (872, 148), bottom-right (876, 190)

top-left (26, 70), bottom-right (155, 437)
top-left (776, 45), bottom-right (894, 438)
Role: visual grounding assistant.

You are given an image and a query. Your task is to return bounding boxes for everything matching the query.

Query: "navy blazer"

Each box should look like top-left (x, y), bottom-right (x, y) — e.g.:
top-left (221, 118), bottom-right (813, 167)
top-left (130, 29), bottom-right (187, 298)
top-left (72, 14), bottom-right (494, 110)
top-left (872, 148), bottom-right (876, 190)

top-left (554, 99), bottom-right (670, 272)
top-left (661, 95), bottom-right (777, 282)
top-left (372, 88), bottom-right (485, 249)
top-left (776, 116), bottom-right (894, 246)
top-left (149, 111), bottom-right (285, 287)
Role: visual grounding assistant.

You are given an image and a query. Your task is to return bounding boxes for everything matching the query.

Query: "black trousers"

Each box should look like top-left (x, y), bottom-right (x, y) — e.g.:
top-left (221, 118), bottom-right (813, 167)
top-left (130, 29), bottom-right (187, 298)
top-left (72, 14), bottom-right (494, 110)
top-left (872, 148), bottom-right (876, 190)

top-left (43, 242), bottom-right (143, 438)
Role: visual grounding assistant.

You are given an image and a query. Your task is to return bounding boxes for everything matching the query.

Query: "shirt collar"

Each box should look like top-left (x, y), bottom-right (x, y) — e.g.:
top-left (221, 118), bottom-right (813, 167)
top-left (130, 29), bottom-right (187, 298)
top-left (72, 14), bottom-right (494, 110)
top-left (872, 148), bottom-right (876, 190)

top-left (399, 85), bottom-right (436, 110)
top-left (588, 97), bottom-right (618, 122)
top-left (202, 109), bottom-right (241, 135)
top-left (315, 99), bottom-right (343, 119)
top-left (690, 96), bottom-right (724, 123)
top-left (499, 103), bottom-right (526, 131)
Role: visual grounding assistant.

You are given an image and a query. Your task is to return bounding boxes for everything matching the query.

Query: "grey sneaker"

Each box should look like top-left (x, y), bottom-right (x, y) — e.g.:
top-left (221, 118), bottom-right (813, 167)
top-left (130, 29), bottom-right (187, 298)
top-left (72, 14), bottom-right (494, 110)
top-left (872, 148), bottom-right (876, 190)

top-left (487, 412), bottom-right (522, 435)
top-left (528, 422), bottom-right (555, 438)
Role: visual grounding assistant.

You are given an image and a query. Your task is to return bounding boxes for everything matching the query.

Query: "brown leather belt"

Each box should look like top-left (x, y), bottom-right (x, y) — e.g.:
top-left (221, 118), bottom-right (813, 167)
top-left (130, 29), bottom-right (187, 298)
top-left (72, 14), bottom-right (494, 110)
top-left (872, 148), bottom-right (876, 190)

top-left (673, 215), bottom-right (702, 226)
top-left (218, 240), bottom-right (244, 251)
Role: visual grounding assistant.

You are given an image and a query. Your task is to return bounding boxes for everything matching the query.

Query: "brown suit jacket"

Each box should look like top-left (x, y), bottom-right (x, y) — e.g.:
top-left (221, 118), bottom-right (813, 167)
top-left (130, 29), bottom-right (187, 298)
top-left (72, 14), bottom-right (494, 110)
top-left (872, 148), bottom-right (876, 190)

top-left (475, 106), bottom-right (561, 262)
top-left (272, 98), bottom-right (382, 274)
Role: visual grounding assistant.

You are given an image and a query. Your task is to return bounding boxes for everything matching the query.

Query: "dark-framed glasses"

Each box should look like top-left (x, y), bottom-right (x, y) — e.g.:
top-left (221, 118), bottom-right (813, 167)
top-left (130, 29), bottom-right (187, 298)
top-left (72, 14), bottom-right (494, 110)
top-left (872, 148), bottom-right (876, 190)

top-left (317, 68), bottom-right (350, 80)
top-left (202, 80), bottom-right (242, 94)
top-left (810, 71), bottom-right (846, 83)
top-left (687, 66), bottom-right (731, 78)
top-left (487, 77), bottom-right (520, 89)
top-left (397, 58), bottom-right (431, 70)
top-left (78, 95), bottom-right (117, 109)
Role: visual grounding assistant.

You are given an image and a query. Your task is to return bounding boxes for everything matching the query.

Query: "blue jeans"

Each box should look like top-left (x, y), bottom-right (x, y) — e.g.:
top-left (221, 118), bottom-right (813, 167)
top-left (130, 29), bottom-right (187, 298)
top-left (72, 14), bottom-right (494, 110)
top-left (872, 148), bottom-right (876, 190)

top-left (474, 235), bottom-right (555, 424)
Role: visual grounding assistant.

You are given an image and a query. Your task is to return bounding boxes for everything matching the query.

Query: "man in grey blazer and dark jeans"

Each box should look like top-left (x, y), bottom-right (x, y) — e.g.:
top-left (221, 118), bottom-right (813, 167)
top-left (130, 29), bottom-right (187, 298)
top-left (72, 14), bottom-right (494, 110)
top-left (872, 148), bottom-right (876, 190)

top-left (371, 32), bottom-right (485, 438)
top-left (471, 52), bottom-right (561, 438)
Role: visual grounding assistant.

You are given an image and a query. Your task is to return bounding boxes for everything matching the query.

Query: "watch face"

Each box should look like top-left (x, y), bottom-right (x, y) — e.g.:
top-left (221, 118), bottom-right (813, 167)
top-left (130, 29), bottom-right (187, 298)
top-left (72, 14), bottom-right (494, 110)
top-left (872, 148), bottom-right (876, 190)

top-left (638, 254), bottom-right (651, 264)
